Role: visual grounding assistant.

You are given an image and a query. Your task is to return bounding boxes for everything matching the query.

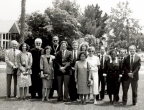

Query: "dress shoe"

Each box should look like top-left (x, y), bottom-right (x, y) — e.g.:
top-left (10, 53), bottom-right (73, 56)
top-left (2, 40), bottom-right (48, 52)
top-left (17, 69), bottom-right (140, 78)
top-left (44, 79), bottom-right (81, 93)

top-left (123, 102), bottom-right (127, 105)
top-left (133, 103), bottom-right (137, 106)
top-left (6, 95), bottom-right (10, 98)
top-left (57, 98), bottom-right (63, 101)
top-left (63, 99), bottom-right (69, 102)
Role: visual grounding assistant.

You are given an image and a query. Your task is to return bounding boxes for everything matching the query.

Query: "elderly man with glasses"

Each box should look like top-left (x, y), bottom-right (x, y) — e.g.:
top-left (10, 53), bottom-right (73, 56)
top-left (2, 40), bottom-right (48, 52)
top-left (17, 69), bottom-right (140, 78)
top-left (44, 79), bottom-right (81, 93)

top-left (29, 38), bottom-right (44, 99)
top-left (49, 36), bottom-right (61, 98)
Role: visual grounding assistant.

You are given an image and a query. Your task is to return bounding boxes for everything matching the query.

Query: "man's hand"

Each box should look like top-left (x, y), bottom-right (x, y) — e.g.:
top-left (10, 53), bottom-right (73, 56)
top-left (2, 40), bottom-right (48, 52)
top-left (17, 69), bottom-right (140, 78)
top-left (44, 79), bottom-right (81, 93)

top-left (59, 67), bottom-right (66, 73)
top-left (128, 72), bottom-right (134, 78)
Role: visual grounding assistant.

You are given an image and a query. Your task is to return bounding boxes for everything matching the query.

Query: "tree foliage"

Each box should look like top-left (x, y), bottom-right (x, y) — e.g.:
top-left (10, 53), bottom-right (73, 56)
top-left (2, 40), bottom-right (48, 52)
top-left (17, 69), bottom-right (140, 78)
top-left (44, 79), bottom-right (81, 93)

top-left (79, 4), bottom-right (108, 38)
top-left (106, 1), bottom-right (143, 49)
top-left (45, 7), bottom-right (82, 40)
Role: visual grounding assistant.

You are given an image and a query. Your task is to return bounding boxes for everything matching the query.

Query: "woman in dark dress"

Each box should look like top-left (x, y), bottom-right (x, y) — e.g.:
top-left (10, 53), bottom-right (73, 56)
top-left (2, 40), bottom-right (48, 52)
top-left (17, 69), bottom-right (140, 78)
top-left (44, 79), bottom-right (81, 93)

top-left (104, 49), bottom-right (121, 105)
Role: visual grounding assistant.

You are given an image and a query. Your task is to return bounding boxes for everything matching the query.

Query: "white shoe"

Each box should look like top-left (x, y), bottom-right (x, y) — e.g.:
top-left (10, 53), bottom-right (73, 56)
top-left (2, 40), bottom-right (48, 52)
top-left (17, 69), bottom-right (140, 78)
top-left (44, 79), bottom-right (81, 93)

top-left (94, 100), bottom-right (97, 105)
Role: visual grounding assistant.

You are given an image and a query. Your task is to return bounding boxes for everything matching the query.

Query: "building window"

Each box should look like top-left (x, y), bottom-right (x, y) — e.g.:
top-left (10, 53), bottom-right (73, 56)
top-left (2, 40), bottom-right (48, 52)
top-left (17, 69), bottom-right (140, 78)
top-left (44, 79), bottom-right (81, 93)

top-left (3, 34), bottom-right (5, 40)
top-left (6, 33), bottom-right (8, 40)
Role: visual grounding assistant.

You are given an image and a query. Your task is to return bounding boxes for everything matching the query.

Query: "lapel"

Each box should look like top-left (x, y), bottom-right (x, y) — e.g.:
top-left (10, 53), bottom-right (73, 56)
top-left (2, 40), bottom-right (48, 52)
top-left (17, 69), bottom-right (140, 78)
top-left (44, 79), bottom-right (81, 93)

top-left (133, 54), bottom-right (138, 66)
top-left (127, 55), bottom-right (130, 64)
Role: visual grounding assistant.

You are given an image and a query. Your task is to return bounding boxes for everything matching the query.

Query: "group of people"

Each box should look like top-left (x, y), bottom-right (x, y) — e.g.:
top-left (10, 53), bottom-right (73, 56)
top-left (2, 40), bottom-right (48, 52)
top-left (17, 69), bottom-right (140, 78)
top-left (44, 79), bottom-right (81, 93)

top-left (5, 36), bottom-right (141, 106)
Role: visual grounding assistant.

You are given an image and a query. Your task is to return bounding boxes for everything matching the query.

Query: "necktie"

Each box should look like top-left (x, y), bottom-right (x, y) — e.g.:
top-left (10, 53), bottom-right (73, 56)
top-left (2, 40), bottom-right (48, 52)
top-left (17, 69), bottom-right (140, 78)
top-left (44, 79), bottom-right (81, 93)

top-left (130, 55), bottom-right (133, 71)
top-left (101, 55), bottom-right (103, 69)
top-left (13, 49), bottom-right (16, 66)
top-left (74, 50), bottom-right (76, 61)
top-left (62, 50), bottom-right (65, 58)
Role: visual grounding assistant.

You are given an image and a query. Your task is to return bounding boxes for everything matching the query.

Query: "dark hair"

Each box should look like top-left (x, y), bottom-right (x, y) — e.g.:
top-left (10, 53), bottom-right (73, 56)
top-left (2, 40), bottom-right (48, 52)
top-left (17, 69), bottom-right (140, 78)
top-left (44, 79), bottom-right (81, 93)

top-left (78, 51), bottom-right (87, 60)
top-left (109, 49), bottom-right (117, 56)
top-left (44, 46), bottom-right (52, 54)
top-left (19, 43), bottom-right (30, 51)
top-left (60, 41), bottom-right (68, 46)
top-left (80, 43), bottom-right (88, 51)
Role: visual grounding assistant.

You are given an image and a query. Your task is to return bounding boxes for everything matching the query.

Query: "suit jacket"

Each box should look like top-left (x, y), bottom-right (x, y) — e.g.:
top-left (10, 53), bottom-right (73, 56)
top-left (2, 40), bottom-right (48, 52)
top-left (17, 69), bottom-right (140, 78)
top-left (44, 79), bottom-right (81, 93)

top-left (40, 55), bottom-right (55, 79)
top-left (98, 54), bottom-right (110, 75)
top-left (123, 54), bottom-right (141, 81)
top-left (5, 48), bottom-right (21, 74)
top-left (50, 44), bottom-right (60, 56)
top-left (71, 50), bottom-right (80, 67)
top-left (55, 49), bottom-right (73, 75)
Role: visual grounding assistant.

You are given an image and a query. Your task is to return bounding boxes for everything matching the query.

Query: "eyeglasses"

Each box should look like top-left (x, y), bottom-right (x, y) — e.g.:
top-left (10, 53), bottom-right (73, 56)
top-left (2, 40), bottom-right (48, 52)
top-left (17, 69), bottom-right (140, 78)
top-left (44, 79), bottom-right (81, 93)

top-left (53, 40), bottom-right (58, 42)
top-left (89, 51), bottom-right (94, 52)
top-left (36, 43), bottom-right (41, 45)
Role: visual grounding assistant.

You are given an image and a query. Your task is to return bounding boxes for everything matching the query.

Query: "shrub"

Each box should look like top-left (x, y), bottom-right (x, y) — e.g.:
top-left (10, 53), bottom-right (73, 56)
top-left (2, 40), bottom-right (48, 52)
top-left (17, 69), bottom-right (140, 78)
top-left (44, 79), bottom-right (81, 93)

top-left (0, 49), bottom-right (5, 62)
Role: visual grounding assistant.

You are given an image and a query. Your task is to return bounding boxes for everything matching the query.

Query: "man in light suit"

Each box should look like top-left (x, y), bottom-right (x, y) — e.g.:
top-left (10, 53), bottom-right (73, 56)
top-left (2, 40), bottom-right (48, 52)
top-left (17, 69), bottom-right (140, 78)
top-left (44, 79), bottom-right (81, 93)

top-left (123, 45), bottom-right (141, 106)
top-left (5, 40), bottom-right (20, 98)
top-left (55, 41), bottom-right (73, 102)
top-left (69, 41), bottom-right (80, 101)
top-left (97, 46), bottom-right (109, 100)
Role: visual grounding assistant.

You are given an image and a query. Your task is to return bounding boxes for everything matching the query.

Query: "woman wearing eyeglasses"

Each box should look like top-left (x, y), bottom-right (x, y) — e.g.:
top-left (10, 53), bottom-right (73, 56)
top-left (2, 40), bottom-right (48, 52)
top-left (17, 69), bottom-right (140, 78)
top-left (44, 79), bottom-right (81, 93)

top-left (87, 46), bottom-right (100, 104)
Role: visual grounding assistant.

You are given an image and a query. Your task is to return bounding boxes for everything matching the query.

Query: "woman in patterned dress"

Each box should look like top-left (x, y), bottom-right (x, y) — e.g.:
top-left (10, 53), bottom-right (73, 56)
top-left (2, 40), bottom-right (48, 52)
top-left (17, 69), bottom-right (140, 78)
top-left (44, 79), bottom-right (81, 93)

top-left (87, 46), bottom-right (100, 104)
top-left (17, 43), bottom-right (32, 100)
top-left (75, 52), bottom-right (90, 104)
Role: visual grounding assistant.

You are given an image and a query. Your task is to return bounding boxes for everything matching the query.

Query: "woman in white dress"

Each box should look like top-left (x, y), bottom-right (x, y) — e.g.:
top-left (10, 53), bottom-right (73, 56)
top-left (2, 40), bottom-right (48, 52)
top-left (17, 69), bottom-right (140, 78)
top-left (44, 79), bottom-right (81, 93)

top-left (87, 46), bottom-right (100, 104)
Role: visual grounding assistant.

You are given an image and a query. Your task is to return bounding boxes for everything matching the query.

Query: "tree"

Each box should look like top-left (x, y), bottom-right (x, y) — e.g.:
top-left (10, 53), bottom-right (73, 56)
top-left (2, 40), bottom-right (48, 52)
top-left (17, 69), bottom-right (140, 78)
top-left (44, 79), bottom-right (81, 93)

top-left (19, 0), bottom-right (26, 43)
top-left (79, 4), bottom-right (108, 38)
top-left (106, 1), bottom-right (143, 49)
top-left (45, 7), bottom-right (82, 41)
top-left (52, 0), bottom-right (80, 18)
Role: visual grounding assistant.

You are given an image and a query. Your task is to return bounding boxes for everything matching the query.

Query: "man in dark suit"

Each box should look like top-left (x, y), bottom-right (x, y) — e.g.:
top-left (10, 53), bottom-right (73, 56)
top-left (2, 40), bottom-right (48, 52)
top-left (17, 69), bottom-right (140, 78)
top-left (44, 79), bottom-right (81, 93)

top-left (123, 45), bottom-right (141, 106)
top-left (116, 48), bottom-right (127, 102)
top-left (49, 36), bottom-right (60, 98)
top-left (69, 41), bottom-right (80, 101)
top-left (97, 46), bottom-right (109, 100)
top-left (55, 41), bottom-right (73, 101)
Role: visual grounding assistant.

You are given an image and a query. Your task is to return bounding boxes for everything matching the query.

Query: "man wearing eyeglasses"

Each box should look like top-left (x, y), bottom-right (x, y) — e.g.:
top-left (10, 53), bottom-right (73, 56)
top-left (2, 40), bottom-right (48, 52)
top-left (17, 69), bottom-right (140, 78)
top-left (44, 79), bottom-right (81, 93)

top-left (49, 36), bottom-right (60, 98)
top-left (29, 38), bottom-right (44, 99)
top-left (97, 46), bottom-right (109, 100)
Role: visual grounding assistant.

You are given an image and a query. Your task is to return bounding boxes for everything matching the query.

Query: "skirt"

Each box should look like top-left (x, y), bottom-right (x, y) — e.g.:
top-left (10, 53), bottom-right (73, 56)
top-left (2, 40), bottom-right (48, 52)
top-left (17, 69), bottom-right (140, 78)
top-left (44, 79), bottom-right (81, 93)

top-left (17, 73), bottom-right (31, 87)
top-left (42, 79), bottom-right (53, 89)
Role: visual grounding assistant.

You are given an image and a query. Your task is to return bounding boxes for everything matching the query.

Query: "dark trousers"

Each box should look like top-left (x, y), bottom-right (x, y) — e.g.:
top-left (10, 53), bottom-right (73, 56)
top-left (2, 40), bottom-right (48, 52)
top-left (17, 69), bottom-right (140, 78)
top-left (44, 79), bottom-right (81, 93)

top-left (49, 78), bottom-right (58, 98)
top-left (7, 74), bottom-right (17, 96)
top-left (117, 80), bottom-right (124, 102)
top-left (29, 74), bottom-right (42, 98)
top-left (69, 73), bottom-right (78, 101)
top-left (96, 69), bottom-right (105, 100)
top-left (57, 75), bottom-right (70, 100)
top-left (123, 78), bottom-right (138, 104)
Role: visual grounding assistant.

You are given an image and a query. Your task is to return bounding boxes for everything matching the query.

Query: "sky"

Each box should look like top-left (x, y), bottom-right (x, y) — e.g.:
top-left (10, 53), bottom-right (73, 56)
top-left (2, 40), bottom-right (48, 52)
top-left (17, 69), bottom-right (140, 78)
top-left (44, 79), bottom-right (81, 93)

top-left (0, 0), bottom-right (144, 32)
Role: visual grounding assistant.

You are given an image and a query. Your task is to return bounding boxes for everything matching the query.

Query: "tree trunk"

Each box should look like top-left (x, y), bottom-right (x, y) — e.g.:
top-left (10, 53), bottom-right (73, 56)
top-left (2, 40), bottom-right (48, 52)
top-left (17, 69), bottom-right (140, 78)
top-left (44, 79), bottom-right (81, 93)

top-left (19, 0), bottom-right (26, 43)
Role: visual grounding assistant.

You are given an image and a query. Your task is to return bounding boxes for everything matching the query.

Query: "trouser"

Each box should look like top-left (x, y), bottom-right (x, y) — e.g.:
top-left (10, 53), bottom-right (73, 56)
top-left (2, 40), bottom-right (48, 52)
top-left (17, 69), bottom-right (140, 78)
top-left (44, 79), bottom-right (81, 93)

top-left (117, 80), bottom-right (124, 102)
top-left (57, 75), bottom-right (70, 100)
top-left (7, 74), bottom-right (17, 96)
top-left (29, 74), bottom-right (42, 98)
top-left (96, 70), bottom-right (106, 100)
top-left (123, 78), bottom-right (138, 104)
top-left (49, 78), bottom-right (58, 98)
top-left (69, 73), bottom-right (78, 101)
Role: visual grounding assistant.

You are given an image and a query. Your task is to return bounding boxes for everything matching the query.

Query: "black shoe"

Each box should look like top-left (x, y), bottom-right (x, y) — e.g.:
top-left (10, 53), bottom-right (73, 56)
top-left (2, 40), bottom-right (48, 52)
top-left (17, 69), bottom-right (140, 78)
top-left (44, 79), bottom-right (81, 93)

top-left (133, 103), bottom-right (137, 106)
top-left (123, 102), bottom-right (127, 105)
top-left (6, 95), bottom-right (10, 98)
top-left (57, 98), bottom-right (63, 101)
top-left (63, 99), bottom-right (69, 102)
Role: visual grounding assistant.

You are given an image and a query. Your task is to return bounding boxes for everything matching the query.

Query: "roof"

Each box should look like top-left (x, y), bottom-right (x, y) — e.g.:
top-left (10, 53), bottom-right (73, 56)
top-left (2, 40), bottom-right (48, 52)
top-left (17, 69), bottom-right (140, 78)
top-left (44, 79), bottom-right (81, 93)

top-left (0, 20), bottom-right (20, 33)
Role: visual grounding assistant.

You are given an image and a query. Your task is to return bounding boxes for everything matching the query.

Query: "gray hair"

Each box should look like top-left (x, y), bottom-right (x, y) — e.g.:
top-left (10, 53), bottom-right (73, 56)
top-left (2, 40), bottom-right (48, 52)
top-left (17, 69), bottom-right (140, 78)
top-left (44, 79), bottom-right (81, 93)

top-left (10, 40), bottom-right (18, 46)
top-left (129, 45), bottom-right (136, 50)
top-left (35, 38), bottom-right (42, 44)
